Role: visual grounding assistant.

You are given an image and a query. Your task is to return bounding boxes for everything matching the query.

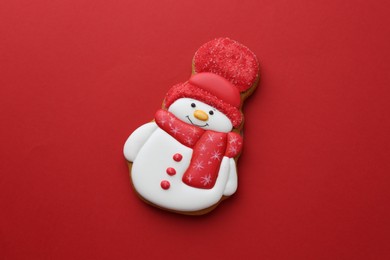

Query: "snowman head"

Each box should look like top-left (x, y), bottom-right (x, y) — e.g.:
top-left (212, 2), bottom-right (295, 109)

top-left (164, 73), bottom-right (245, 129)
top-left (168, 98), bottom-right (233, 133)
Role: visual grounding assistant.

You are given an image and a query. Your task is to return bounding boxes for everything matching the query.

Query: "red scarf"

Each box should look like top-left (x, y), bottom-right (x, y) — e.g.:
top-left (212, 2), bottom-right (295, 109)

top-left (155, 109), bottom-right (242, 189)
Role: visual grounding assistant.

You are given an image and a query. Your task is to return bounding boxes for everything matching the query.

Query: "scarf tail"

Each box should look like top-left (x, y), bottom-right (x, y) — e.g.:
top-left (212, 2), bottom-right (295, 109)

top-left (182, 132), bottom-right (227, 189)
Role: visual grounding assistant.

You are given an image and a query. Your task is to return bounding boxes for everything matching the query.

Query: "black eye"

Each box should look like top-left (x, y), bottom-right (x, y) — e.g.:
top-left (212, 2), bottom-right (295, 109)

top-left (209, 110), bottom-right (214, 115)
top-left (191, 103), bottom-right (196, 108)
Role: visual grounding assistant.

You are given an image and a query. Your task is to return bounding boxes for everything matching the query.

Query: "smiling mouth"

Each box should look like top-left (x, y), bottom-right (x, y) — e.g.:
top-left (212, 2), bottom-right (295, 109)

top-left (186, 116), bottom-right (209, 127)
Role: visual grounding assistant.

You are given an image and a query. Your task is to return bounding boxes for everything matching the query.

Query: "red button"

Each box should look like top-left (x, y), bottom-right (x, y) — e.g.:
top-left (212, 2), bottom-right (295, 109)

top-left (160, 180), bottom-right (170, 190)
top-left (166, 167), bottom-right (176, 176)
top-left (173, 153), bottom-right (183, 162)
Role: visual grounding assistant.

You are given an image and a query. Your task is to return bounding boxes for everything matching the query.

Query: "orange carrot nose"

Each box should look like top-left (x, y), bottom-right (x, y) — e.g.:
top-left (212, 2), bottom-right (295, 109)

top-left (194, 110), bottom-right (208, 121)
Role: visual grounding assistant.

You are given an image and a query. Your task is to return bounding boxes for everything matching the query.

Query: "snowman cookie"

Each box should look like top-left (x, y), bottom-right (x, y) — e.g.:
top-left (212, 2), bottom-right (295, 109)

top-left (124, 38), bottom-right (259, 215)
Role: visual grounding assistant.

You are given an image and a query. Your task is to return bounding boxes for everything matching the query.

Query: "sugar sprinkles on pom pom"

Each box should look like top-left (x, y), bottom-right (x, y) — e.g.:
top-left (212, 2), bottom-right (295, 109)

top-left (193, 38), bottom-right (259, 92)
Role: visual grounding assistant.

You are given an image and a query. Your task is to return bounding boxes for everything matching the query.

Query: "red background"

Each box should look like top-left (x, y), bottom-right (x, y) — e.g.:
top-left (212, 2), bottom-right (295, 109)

top-left (1, 0), bottom-right (389, 259)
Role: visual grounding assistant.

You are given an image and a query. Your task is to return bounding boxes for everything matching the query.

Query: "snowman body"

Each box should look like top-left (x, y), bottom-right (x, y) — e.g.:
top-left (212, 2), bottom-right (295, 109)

top-left (124, 98), bottom-right (238, 212)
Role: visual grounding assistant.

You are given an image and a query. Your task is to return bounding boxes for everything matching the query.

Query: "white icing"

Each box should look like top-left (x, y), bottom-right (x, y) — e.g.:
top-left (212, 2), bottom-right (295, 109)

top-left (223, 158), bottom-right (238, 196)
top-left (125, 126), bottom-right (237, 212)
top-left (168, 98), bottom-right (233, 133)
top-left (123, 122), bottom-right (158, 162)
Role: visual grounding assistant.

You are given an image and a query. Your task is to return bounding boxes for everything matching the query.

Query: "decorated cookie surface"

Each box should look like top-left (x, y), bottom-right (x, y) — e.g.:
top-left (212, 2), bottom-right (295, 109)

top-left (123, 38), bottom-right (259, 215)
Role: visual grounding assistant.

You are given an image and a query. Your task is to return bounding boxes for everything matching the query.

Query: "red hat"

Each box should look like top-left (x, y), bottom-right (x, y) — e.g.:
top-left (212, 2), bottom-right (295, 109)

top-left (164, 38), bottom-right (259, 128)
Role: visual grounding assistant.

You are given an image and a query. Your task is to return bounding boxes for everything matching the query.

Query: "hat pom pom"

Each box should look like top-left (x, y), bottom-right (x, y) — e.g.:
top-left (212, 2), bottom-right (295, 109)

top-left (193, 37), bottom-right (259, 93)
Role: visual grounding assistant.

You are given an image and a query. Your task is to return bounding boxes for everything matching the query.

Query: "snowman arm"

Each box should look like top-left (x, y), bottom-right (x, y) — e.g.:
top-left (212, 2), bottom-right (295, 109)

top-left (223, 157), bottom-right (238, 196)
top-left (123, 122), bottom-right (158, 162)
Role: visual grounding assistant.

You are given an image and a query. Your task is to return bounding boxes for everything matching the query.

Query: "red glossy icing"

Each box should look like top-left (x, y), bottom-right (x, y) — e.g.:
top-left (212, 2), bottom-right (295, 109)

top-left (160, 180), bottom-right (170, 190)
top-left (193, 38), bottom-right (259, 92)
top-left (226, 132), bottom-right (243, 158)
top-left (164, 83), bottom-right (242, 127)
top-left (166, 167), bottom-right (176, 176)
top-left (155, 109), bottom-right (203, 148)
top-left (189, 72), bottom-right (241, 108)
top-left (173, 153), bottom-right (182, 162)
top-left (182, 131), bottom-right (227, 189)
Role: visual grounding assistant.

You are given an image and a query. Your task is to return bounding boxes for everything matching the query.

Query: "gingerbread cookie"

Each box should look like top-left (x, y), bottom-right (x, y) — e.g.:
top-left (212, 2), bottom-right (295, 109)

top-left (124, 38), bottom-right (259, 215)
